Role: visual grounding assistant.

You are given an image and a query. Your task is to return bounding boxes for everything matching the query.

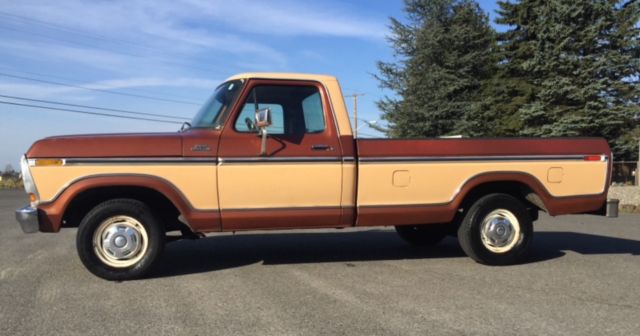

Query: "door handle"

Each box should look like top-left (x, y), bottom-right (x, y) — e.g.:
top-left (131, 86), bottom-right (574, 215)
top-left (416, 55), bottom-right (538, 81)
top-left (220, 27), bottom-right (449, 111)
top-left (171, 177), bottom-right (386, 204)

top-left (311, 144), bottom-right (333, 151)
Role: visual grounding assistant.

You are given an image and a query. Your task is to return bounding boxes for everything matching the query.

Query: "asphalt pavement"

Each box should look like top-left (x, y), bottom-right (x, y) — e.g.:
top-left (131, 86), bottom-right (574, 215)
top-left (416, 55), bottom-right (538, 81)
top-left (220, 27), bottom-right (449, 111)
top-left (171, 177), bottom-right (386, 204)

top-left (1, 190), bottom-right (639, 335)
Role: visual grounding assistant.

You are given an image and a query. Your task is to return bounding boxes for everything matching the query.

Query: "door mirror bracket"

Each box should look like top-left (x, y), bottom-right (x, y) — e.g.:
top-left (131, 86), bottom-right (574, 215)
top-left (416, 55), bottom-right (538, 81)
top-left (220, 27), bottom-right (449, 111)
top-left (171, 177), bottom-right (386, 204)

top-left (255, 108), bottom-right (272, 156)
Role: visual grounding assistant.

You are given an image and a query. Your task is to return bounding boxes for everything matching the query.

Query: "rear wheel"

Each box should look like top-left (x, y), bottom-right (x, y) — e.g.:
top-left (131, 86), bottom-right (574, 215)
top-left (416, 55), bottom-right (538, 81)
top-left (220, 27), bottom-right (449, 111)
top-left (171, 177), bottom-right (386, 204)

top-left (395, 224), bottom-right (449, 246)
top-left (76, 199), bottom-right (164, 281)
top-left (457, 193), bottom-right (533, 265)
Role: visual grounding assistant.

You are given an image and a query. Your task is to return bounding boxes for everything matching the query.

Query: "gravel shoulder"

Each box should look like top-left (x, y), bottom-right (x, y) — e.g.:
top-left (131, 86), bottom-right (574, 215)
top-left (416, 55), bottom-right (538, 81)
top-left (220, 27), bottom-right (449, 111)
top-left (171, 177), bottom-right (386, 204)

top-left (609, 186), bottom-right (640, 212)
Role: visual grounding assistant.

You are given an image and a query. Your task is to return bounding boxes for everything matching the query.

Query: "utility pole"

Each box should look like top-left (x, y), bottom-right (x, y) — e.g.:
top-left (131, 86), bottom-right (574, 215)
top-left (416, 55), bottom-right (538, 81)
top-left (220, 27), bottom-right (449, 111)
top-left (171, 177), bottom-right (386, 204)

top-left (345, 93), bottom-right (365, 138)
top-left (637, 139), bottom-right (640, 186)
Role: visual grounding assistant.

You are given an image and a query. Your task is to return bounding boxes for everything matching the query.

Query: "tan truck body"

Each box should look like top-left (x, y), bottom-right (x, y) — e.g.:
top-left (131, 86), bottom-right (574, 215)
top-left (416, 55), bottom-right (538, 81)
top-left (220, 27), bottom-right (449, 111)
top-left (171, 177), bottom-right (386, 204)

top-left (16, 73), bottom-right (615, 279)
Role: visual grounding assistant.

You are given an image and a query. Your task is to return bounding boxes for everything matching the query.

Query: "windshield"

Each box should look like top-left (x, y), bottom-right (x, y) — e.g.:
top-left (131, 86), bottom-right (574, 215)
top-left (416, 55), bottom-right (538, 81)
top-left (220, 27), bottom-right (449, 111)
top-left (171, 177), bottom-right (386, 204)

top-left (191, 79), bottom-right (244, 129)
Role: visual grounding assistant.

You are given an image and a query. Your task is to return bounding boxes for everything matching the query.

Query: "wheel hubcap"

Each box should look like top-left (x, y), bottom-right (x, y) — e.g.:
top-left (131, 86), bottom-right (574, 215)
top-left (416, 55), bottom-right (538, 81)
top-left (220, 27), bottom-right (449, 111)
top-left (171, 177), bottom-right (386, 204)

top-left (93, 216), bottom-right (148, 268)
top-left (480, 209), bottom-right (520, 253)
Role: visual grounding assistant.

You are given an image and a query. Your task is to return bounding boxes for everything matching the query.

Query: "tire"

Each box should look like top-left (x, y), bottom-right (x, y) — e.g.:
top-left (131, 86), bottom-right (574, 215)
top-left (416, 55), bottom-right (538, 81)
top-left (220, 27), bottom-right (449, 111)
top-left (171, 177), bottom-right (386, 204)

top-left (457, 193), bottom-right (533, 265)
top-left (76, 199), bottom-right (164, 281)
top-left (395, 224), bottom-right (449, 246)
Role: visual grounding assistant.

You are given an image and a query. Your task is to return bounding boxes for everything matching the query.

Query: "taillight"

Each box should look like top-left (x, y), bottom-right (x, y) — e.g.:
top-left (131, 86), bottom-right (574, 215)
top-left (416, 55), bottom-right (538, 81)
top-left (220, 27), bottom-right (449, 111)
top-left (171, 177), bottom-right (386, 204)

top-left (584, 155), bottom-right (605, 161)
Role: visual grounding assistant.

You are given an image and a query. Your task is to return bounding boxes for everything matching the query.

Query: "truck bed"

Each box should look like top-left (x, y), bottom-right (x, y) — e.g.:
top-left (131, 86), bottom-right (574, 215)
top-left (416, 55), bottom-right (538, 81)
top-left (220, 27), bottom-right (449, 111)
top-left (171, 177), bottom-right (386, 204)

top-left (355, 138), bottom-right (611, 226)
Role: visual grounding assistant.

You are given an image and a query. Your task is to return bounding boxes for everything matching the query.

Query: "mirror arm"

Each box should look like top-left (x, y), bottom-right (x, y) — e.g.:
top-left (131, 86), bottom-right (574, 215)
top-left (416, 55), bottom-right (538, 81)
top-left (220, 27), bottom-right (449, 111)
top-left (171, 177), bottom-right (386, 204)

top-left (260, 128), bottom-right (268, 156)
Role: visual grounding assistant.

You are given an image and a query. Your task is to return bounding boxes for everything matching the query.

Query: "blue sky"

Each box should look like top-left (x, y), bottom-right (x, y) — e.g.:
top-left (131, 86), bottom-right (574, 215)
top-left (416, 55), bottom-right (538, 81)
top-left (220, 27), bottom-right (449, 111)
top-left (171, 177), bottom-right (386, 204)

top-left (0, 0), bottom-right (501, 168)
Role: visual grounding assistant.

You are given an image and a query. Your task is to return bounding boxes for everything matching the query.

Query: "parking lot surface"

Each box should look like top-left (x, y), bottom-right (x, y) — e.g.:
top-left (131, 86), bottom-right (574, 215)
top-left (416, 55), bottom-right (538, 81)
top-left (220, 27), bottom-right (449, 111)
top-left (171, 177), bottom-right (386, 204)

top-left (1, 190), bottom-right (639, 335)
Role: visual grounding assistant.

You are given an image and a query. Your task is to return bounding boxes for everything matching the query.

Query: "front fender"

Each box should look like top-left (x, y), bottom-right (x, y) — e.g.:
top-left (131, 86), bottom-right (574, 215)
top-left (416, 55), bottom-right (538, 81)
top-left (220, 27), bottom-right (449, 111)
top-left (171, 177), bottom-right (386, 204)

top-left (37, 174), bottom-right (219, 232)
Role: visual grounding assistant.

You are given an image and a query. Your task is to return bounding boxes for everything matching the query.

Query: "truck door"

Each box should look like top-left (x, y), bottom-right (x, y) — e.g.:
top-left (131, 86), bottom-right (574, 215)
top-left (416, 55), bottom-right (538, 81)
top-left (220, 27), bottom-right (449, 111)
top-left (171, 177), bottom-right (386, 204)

top-left (217, 80), bottom-right (343, 230)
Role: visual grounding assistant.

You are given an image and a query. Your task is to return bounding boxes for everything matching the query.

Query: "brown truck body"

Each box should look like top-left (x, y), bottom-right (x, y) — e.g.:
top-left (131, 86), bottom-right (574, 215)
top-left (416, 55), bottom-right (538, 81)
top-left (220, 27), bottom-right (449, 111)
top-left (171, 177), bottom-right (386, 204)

top-left (25, 135), bottom-right (611, 233)
top-left (15, 73), bottom-right (615, 279)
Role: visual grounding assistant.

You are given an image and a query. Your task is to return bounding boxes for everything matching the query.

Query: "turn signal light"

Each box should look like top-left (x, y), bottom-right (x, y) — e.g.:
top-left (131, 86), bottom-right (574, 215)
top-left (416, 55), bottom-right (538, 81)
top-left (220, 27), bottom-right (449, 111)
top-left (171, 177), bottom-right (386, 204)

top-left (34, 159), bottom-right (64, 166)
top-left (29, 193), bottom-right (37, 203)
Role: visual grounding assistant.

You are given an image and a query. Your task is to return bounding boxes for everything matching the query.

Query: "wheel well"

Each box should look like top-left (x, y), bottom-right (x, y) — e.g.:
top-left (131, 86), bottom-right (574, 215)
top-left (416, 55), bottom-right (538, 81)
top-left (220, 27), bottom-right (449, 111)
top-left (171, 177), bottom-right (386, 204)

top-left (457, 181), bottom-right (545, 222)
top-left (61, 186), bottom-right (187, 232)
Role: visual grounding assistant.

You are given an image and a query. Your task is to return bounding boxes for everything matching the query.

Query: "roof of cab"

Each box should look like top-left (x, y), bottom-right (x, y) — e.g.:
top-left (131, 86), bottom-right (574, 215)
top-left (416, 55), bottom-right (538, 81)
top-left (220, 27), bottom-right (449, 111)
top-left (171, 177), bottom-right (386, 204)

top-left (225, 72), bottom-right (338, 82)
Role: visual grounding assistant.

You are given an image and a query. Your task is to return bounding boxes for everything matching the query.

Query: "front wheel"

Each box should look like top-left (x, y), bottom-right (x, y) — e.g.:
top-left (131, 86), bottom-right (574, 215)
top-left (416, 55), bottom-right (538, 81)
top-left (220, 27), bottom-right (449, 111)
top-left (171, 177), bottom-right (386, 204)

top-left (457, 193), bottom-right (533, 265)
top-left (76, 199), bottom-right (164, 281)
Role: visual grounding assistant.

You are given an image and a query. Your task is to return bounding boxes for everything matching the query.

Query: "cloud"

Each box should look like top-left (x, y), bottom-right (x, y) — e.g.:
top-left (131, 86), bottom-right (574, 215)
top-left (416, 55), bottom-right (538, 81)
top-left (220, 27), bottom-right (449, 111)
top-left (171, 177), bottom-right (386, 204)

top-left (0, 76), bottom-right (220, 100)
top-left (0, 0), bottom-right (386, 75)
top-left (0, 39), bottom-right (134, 73)
top-left (0, 0), bottom-right (387, 107)
top-left (0, 0), bottom-right (289, 70)
top-left (180, 0), bottom-right (387, 39)
top-left (3, 0), bottom-right (386, 40)
top-left (86, 77), bottom-right (219, 90)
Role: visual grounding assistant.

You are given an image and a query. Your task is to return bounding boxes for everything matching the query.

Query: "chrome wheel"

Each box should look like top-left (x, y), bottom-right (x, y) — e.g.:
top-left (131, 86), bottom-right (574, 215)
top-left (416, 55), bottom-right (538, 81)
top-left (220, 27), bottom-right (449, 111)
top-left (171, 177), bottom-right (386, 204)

top-left (92, 215), bottom-right (148, 268)
top-left (480, 209), bottom-right (521, 253)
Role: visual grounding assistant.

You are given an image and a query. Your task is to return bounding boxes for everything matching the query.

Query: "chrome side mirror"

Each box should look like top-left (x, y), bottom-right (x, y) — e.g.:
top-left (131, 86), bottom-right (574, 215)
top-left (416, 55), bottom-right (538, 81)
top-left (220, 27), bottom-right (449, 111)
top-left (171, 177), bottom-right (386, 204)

top-left (255, 108), bottom-right (272, 156)
top-left (255, 108), bottom-right (272, 128)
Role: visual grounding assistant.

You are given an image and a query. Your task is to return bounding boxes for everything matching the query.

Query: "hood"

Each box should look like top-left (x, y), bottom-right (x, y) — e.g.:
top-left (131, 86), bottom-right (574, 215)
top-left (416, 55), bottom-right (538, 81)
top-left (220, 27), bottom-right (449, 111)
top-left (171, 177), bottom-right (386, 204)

top-left (26, 132), bottom-right (183, 158)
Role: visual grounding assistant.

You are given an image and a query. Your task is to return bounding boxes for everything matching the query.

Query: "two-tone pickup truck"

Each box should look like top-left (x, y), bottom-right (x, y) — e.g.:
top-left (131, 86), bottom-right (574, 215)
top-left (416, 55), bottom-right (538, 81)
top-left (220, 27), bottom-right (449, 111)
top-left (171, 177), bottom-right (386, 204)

top-left (16, 73), bottom-right (616, 280)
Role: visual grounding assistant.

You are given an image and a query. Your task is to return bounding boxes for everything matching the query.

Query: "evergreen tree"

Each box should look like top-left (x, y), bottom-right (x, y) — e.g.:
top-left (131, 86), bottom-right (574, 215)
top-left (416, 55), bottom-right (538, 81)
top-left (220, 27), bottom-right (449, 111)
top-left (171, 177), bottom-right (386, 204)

top-left (490, 0), bottom-right (640, 159)
top-left (463, 0), bottom-right (539, 136)
top-left (376, 0), bottom-right (495, 137)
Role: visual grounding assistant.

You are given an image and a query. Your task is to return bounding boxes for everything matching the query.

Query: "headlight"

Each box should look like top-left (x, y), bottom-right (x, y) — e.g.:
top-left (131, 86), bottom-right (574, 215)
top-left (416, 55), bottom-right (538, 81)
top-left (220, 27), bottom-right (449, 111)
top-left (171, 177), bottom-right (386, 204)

top-left (20, 155), bottom-right (39, 207)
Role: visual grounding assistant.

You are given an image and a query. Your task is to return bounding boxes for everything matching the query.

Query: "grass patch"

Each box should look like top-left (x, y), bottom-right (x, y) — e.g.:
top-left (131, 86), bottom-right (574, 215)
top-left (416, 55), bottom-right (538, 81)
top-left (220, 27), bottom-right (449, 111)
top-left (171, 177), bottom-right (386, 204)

top-left (620, 204), bottom-right (640, 214)
top-left (0, 179), bottom-right (24, 190)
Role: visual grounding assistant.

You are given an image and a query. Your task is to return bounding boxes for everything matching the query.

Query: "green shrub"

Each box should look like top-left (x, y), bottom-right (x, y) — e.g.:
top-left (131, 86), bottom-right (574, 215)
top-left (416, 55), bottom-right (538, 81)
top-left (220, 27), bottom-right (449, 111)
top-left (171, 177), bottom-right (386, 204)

top-left (0, 179), bottom-right (23, 190)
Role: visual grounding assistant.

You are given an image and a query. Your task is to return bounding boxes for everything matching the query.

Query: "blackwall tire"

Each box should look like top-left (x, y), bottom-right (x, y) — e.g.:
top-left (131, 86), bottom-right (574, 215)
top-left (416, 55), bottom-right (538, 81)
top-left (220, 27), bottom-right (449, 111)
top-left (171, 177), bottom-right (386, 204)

top-left (457, 193), bottom-right (533, 265)
top-left (76, 199), bottom-right (164, 281)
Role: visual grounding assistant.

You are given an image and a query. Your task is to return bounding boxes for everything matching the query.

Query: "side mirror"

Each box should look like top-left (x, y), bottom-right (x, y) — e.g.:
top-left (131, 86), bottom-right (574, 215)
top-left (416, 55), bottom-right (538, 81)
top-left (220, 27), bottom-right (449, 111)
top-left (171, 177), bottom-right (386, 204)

top-left (255, 108), bottom-right (271, 156)
top-left (255, 108), bottom-right (272, 128)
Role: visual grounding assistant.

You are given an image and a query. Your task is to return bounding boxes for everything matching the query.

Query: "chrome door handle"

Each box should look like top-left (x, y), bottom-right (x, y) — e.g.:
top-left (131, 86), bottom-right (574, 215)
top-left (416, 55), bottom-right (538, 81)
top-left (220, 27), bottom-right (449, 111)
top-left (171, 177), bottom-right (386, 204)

top-left (311, 144), bottom-right (332, 151)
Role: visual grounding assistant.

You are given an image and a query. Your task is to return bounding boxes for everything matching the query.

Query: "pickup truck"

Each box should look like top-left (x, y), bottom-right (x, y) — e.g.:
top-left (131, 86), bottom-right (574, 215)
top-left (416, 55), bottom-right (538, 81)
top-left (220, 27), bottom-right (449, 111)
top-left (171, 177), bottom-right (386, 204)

top-left (15, 72), bottom-right (616, 280)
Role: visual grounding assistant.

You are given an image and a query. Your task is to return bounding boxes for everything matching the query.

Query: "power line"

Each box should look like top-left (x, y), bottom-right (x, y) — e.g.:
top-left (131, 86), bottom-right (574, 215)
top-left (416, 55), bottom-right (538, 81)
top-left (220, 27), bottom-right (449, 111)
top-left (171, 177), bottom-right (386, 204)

top-left (0, 94), bottom-right (189, 121)
top-left (0, 12), bottom-right (224, 103)
top-left (0, 100), bottom-right (183, 124)
top-left (0, 24), bottom-right (221, 75)
top-left (0, 10), bottom-right (197, 56)
top-left (0, 11), bottom-right (153, 51)
top-left (0, 25), bottom-right (144, 59)
top-left (0, 11), bottom-right (227, 75)
top-left (0, 72), bottom-right (200, 105)
top-left (0, 66), bottom-right (206, 102)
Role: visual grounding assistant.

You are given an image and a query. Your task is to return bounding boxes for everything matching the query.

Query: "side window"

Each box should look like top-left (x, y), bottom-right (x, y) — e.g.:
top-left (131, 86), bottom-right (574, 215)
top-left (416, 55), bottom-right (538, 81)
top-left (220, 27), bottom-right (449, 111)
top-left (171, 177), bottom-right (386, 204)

top-left (234, 85), bottom-right (326, 135)
top-left (235, 103), bottom-right (285, 134)
top-left (302, 92), bottom-right (325, 133)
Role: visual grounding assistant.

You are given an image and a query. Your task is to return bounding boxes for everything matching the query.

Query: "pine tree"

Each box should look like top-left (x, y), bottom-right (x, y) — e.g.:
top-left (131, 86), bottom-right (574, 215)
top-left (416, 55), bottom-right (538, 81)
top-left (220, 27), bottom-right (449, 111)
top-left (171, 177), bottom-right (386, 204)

top-left (490, 0), bottom-right (640, 159)
top-left (463, 0), bottom-right (540, 136)
top-left (375, 0), bottom-right (495, 137)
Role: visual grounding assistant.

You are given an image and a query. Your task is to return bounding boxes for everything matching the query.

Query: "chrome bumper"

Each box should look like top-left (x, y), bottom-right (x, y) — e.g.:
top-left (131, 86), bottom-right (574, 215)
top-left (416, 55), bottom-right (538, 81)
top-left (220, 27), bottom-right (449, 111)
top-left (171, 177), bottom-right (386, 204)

top-left (15, 206), bottom-right (39, 233)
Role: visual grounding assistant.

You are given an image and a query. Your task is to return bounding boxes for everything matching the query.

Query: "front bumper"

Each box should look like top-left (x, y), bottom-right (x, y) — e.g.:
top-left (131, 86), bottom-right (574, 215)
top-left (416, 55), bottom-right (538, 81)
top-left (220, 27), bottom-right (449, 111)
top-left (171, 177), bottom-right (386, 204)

top-left (15, 206), bottom-right (39, 233)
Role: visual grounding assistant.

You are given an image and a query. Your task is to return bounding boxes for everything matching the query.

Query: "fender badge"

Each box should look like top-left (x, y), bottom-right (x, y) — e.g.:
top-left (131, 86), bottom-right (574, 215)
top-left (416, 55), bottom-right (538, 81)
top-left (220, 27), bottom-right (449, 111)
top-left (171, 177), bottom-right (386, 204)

top-left (191, 144), bottom-right (211, 152)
